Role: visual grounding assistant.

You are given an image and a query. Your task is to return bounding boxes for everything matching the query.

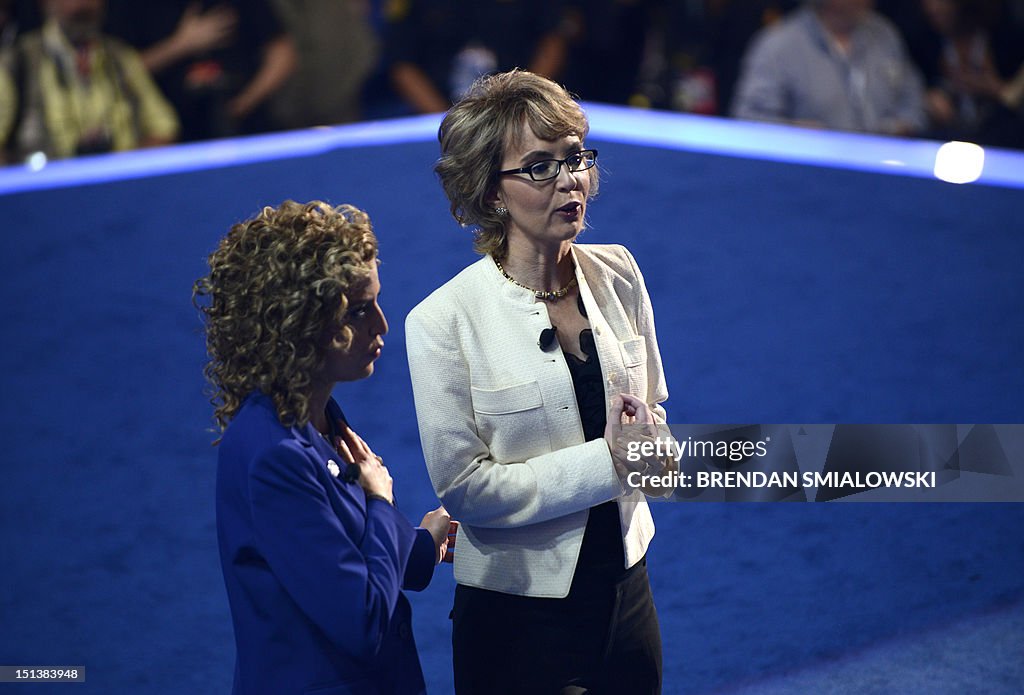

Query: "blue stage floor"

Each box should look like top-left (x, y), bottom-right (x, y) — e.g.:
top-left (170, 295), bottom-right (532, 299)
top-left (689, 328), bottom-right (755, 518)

top-left (1, 107), bottom-right (1022, 693)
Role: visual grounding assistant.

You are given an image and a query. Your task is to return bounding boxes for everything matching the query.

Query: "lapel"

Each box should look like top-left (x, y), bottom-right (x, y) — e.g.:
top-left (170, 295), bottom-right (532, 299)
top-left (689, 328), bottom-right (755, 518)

top-left (289, 400), bottom-right (366, 511)
top-left (572, 246), bottom-right (626, 398)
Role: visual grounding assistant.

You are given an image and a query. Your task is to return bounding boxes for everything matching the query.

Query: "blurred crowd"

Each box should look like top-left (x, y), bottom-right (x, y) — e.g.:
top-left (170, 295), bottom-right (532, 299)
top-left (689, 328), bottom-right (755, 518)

top-left (2, 0), bottom-right (1023, 164)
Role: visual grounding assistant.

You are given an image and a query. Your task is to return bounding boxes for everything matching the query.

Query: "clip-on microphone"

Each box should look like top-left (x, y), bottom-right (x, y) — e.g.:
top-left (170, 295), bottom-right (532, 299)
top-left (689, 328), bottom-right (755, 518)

top-left (538, 326), bottom-right (558, 351)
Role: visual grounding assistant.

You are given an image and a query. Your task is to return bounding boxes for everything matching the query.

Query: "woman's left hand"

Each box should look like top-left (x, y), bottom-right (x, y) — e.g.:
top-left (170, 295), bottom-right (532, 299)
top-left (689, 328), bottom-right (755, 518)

top-left (606, 394), bottom-right (664, 480)
top-left (619, 393), bottom-right (655, 427)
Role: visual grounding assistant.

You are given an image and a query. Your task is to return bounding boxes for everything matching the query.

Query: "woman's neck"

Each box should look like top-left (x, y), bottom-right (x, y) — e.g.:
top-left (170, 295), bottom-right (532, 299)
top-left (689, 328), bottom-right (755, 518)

top-left (501, 240), bottom-right (575, 292)
top-left (308, 382), bottom-right (332, 434)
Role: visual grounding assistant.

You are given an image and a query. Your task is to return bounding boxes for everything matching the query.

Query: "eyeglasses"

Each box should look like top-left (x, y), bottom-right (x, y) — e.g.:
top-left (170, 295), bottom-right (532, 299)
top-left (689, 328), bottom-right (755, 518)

top-left (498, 149), bottom-right (598, 182)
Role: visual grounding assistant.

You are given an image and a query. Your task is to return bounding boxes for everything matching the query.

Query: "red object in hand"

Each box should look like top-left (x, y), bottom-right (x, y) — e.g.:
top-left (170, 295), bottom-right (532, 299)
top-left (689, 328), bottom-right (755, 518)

top-left (443, 520), bottom-right (459, 563)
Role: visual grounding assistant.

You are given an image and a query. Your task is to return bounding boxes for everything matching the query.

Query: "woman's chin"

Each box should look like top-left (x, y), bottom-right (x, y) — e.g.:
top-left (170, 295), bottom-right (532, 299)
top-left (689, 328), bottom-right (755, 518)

top-left (336, 362), bottom-right (376, 383)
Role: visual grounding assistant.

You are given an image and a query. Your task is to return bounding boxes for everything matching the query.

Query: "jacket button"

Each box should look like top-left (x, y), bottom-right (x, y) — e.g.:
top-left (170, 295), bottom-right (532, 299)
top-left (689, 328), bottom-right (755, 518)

top-left (399, 623), bottom-right (412, 640)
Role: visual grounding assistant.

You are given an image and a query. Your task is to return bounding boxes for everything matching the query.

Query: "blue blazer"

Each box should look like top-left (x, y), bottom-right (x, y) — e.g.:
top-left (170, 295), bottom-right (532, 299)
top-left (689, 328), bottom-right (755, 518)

top-left (216, 392), bottom-right (435, 695)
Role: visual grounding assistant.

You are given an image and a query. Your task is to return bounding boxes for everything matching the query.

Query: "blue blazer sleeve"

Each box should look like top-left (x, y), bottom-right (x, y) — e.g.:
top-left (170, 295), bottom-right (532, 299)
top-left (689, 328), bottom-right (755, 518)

top-left (248, 440), bottom-right (418, 660)
top-left (403, 528), bottom-right (437, 592)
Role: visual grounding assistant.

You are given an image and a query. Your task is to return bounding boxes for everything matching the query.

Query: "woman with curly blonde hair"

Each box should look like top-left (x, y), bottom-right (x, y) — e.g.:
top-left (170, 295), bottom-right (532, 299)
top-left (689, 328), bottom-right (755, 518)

top-left (195, 200), bottom-right (452, 695)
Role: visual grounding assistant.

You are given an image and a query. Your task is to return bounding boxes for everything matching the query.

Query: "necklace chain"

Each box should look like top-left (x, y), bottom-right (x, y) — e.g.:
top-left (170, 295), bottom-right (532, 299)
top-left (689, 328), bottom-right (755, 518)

top-left (494, 258), bottom-right (578, 301)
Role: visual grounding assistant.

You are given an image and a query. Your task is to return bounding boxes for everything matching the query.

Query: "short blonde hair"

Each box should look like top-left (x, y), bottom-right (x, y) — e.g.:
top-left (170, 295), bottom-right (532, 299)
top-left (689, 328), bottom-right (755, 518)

top-left (193, 200), bottom-right (378, 432)
top-left (435, 70), bottom-right (598, 258)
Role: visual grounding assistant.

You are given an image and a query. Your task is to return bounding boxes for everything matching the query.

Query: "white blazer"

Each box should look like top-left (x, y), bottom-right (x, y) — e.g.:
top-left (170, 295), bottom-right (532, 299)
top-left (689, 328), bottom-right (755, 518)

top-left (406, 244), bottom-right (669, 598)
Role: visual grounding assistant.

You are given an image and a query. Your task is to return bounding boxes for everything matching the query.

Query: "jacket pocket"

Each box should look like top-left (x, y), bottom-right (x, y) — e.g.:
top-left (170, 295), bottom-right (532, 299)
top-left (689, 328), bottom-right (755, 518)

top-left (470, 380), bottom-right (550, 459)
top-left (619, 336), bottom-right (647, 367)
top-left (620, 337), bottom-right (648, 397)
top-left (471, 380), bottom-right (543, 414)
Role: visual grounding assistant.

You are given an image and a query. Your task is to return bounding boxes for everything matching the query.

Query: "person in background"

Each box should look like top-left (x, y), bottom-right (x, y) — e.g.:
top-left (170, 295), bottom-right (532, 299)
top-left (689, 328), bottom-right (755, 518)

top-left (194, 200), bottom-right (455, 695)
top-left (0, 100), bottom-right (9, 166)
top-left (731, 0), bottom-right (926, 135)
top-left (384, 0), bottom-right (567, 114)
top-left (0, 0), bottom-right (179, 161)
top-left (0, 0), bottom-right (13, 163)
top-left (917, 0), bottom-right (1024, 147)
top-left (704, 0), bottom-right (800, 115)
top-left (105, 0), bottom-right (297, 140)
top-left (267, 0), bottom-right (379, 128)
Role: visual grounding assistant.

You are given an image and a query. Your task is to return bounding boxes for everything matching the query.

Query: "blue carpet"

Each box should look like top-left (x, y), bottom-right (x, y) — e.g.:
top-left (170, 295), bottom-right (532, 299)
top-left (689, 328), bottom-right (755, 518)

top-left (1, 118), bottom-right (1022, 694)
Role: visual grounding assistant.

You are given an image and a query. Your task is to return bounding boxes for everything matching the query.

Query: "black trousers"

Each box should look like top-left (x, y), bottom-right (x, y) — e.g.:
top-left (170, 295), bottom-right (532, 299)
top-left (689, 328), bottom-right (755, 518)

top-left (451, 558), bottom-right (662, 695)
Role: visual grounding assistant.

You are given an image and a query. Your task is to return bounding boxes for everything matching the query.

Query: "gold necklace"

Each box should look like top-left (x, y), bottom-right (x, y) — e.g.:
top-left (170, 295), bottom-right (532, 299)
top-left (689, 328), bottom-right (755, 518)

top-left (494, 258), bottom-right (578, 301)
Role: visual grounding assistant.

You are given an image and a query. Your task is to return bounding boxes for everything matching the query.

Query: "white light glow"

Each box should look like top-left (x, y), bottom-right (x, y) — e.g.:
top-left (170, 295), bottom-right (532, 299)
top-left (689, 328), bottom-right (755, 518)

top-left (933, 141), bottom-right (985, 184)
top-left (27, 152), bottom-right (48, 172)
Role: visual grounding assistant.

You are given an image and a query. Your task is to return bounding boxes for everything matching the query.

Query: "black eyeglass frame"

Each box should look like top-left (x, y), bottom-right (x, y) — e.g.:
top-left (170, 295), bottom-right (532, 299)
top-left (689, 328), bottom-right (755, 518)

top-left (497, 149), bottom-right (599, 182)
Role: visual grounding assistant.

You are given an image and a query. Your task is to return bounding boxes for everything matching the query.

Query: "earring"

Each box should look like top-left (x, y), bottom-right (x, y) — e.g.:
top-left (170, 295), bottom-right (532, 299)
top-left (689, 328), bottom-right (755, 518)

top-left (494, 206), bottom-right (508, 216)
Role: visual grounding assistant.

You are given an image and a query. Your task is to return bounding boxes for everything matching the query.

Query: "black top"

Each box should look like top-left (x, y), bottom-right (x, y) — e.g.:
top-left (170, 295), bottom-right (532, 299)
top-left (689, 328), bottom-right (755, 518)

top-left (564, 295), bottom-right (626, 581)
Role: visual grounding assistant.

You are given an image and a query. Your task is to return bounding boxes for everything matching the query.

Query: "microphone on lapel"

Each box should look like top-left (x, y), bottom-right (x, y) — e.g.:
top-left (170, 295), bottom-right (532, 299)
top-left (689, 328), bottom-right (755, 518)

top-left (340, 457), bottom-right (360, 484)
top-left (326, 444), bottom-right (361, 483)
top-left (538, 326), bottom-right (558, 351)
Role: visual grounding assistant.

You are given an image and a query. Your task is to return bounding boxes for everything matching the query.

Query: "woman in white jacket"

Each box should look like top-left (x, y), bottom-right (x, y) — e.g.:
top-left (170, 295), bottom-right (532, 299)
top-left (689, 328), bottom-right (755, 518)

top-left (406, 70), bottom-right (670, 694)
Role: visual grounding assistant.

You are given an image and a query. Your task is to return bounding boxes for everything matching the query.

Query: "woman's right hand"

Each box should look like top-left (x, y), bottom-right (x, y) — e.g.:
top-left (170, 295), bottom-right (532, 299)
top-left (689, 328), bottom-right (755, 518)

top-left (420, 506), bottom-right (458, 564)
top-left (604, 393), bottom-right (663, 480)
top-left (336, 425), bottom-right (394, 504)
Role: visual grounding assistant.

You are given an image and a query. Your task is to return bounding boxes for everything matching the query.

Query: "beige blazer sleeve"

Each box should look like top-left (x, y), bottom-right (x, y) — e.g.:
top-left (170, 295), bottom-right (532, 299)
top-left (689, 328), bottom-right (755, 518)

top-left (406, 298), bottom-right (623, 529)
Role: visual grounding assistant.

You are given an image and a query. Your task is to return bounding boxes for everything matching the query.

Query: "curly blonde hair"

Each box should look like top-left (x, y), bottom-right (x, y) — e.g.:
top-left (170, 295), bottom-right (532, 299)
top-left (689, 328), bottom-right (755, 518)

top-left (435, 70), bottom-right (599, 259)
top-left (193, 200), bottom-right (378, 433)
